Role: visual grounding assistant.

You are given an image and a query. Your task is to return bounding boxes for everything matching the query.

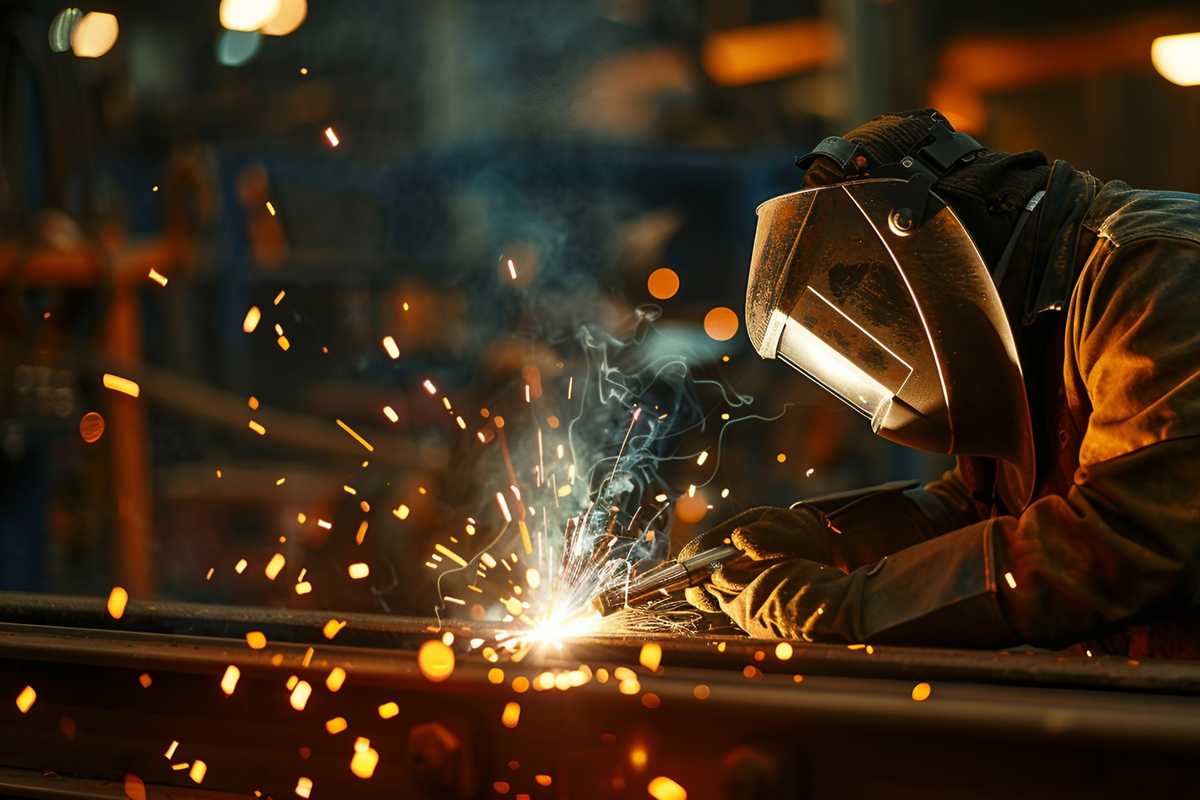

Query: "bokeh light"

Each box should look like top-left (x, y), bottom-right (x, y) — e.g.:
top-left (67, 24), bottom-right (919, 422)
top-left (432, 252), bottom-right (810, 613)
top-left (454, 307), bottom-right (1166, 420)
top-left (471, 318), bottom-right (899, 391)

top-left (417, 639), bottom-right (455, 682)
top-left (217, 30), bottom-right (262, 67)
top-left (219, 0), bottom-right (281, 32)
top-left (70, 12), bottom-right (118, 58)
top-left (79, 411), bottom-right (105, 444)
top-left (1151, 32), bottom-right (1200, 86)
top-left (262, 0), bottom-right (307, 36)
top-left (48, 8), bottom-right (82, 53)
top-left (646, 267), bottom-right (680, 300)
top-left (702, 306), bottom-right (739, 341)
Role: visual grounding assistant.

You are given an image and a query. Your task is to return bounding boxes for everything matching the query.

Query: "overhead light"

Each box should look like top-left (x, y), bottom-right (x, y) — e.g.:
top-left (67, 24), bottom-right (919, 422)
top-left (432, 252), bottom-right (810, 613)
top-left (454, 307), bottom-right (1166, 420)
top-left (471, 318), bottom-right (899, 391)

top-left (219, 0), bottom-right (281, 32)
top-left (262, 0), bottom-right (307, 36)
top-left (1151, 32), bottom-right (1200, 87)
top-left (71, 11), bottom-right (118, 58)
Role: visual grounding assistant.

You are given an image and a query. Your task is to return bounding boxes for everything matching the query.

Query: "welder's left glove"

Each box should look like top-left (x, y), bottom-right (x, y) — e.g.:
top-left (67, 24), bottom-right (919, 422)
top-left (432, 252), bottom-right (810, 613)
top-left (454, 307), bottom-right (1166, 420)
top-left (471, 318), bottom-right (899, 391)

top-left (703, 524), bottom-right (1022, 646)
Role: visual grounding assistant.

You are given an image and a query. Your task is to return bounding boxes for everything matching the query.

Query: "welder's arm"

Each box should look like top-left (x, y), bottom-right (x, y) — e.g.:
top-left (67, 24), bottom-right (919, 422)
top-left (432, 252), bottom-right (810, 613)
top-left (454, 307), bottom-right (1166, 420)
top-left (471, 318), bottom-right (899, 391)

top-left (719, 240), bottom-right (1200, 647)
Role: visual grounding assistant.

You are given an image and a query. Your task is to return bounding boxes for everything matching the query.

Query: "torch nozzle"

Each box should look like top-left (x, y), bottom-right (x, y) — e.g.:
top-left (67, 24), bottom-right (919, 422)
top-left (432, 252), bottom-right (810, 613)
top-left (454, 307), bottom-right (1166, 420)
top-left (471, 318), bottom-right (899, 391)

top-left (590, 543), bottom-right (741, 617)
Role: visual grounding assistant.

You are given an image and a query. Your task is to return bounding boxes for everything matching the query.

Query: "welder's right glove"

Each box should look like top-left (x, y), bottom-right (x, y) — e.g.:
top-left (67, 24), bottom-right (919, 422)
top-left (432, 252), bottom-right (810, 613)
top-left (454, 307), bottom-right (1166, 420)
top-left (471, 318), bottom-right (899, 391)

top-left (677, 506), bottom-right (834, 613)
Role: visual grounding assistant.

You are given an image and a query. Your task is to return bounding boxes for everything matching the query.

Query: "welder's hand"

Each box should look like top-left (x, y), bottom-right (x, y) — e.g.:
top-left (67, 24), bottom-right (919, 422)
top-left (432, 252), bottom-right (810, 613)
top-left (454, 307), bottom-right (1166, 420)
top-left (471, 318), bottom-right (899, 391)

top-left (678, 506), bottom-right (835, 613)
top-left (714, 558), bottom-right (852, 640)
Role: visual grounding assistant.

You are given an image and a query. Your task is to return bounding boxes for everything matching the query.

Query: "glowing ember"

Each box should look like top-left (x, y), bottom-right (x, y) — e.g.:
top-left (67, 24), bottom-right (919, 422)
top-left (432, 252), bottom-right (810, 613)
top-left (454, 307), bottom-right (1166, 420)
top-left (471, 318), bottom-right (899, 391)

top-left (648, 776), bottom-right (687, 800)
top-left (107, 586), bottom-right (128, 619)
top-left (102, 373), bottom-right (140, 398)
top-left (324, 127), bottom-right (340, 147)
top-left (381, 336), bottom-right (400, 359)
top-left (15, 685), bottom-right (36, 713)
top-left (1004, 571), bottom-right (1018, 589)
top-left (189, 760), bottom-right (206, 784)
top-left (501, 701), bottom-right (521, 729)
top-left (326, 667), bottom-right (346, 692)
top-left (422, 379), bottom-right (437, 395)
top-left (535, 774), bottom-right (552, 787)
top-left (912, 681), bottom-right (932, 702)
top-left (323, 619), bottom-right (347, 639)
top-left (138, 673), bottom-right (152, 688)
top-left (383, 405), bottom-right (399, 423)
top-left (221, 665), bottom-right (240, 695)
top-left (248, 420), bottom-right (267, 435)
top-left (378, 701), bottom-right (399, 719)
top-left (394, 504), bottom-right (410, 520)
top-left (348, 562), bottom-right (370, 579)
top-left (148, 268), bottom-right (168, 286)
top-left (417, 640), bottom-right (455, 682)
top-left (246, 631), bottom-right (267, 649)
top-left (295, 776), bottom-right (313, 798)
top-left (325, 717), bottom-right (347, 734)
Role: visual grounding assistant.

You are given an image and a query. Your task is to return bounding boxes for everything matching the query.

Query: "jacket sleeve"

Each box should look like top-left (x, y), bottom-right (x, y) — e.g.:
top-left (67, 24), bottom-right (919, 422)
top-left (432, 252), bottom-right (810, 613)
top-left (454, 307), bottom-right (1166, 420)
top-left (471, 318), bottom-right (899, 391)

top-left (739, 239), bottom-right (1200, 648)
top-left (993, 238), bottom-right (1200, 646)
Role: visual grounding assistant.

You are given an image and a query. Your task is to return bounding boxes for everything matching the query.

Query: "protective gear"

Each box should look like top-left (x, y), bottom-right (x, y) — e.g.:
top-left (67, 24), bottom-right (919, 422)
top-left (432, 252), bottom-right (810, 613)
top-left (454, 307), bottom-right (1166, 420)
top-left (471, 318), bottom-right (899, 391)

top-left (705, 110), bottom-right (1200, 654)
top-left (676, 506), bottom-right (831, 613)
top-left (745, 115), bottom-right (1036, 510)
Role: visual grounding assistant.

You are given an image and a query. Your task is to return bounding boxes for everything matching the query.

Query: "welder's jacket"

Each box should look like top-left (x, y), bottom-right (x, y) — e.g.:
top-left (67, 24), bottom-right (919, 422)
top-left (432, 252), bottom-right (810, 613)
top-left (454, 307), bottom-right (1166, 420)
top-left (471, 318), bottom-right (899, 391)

top-left (769, 162), bottom-right (1200, 657)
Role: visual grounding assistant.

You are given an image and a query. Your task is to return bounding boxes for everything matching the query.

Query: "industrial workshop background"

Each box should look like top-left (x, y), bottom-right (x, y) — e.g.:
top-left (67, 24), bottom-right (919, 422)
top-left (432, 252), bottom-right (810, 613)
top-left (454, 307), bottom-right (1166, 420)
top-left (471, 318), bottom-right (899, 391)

top-left (1, 0), bottom-right (1198, 617)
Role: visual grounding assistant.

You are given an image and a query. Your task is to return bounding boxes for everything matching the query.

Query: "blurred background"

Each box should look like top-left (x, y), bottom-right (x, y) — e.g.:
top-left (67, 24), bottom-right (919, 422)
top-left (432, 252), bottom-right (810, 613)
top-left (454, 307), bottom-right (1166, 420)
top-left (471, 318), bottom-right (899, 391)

top-left (1, 0), bottom-right (1197, 617)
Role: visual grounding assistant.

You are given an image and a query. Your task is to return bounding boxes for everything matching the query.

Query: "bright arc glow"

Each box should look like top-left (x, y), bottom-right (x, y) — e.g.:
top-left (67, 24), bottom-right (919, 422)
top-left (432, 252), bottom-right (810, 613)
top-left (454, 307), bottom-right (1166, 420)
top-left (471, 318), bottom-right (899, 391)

top-left (219, 0), bottom-right (281, 32)
top-left (1151, 33), bottom-right (1200, 86)
top-left (71, 12), bottom-right (118, 58)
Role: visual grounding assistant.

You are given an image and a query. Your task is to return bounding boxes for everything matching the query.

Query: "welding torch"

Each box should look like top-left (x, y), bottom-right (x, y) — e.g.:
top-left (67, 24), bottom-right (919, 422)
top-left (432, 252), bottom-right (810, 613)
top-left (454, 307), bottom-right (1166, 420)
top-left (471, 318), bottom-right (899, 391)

top-left (591, 543), bottom-right (741, 616)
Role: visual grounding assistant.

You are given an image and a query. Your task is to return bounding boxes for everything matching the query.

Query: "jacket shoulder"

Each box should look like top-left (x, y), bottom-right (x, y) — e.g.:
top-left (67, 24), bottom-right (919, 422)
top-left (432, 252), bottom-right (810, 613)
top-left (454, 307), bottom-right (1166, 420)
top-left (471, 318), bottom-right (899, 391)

top-left (1083, 181), bottom-right (1200, 249)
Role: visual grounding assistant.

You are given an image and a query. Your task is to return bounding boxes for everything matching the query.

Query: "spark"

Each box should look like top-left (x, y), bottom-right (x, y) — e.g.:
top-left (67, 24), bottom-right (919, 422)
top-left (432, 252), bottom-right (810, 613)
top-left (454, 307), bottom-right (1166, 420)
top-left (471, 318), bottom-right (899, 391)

top-left (348, 563), bottom-right (369, 579)
top-left (336, 418), bottom-right (374, 452)
top-left (355, 521), bottom-right (368, 544)
top-left (377, 702), bottom-right (399, 719)
top-left (496, 493), bottom-right (512, 523)
top-left (277, 335), bottom-right (290, 351)
top-left (1004, 571), bottom-right (1018, 589)
top-left (912, 682), bottom-right (932, 702)
top-left (273, 290), bottom-right (285, 305)
top-left (317, 518), bottom-right (332, 530)
top-left (805, 467), bottom-right (815, 477)
top-left (435, 543), bottom-right (468, 567)
top-left (417, 640), bottom-right (455, 682)
top-left (393, 504), bottom-right (410, 520)
top-left (325, 717), bottom-right (347, 734)
top-left (189, 761), bottom-right (206, 784)
top-left (248, 420), bottom-right (266, 435)
top-left (648, 776), bottom-right (687, 800)
top-left (15, 686), bottom-right (36, 713)
top-left (148, 268), bottom-right (168, 286)
top-left (289, 680), bottom-right (312, 710)
top-left (265, 201), bottom-right (276, 216)
top-left (324, 126), bottom-right (340, 147)
top-left (164, 740), bottom-right (179, 759)
top-left (221, 665), bottom-right (240, 695)
top-left (242, 306), bottom-right (261, 333)
top-left (350, 739), bottom-right (379, 779)
top-left (138, 674), bottom-right (153, 688)
top-left (443, 595), bottom-right (466, 605)
top-left (246, 631), bottom-right (267, 649)
top-left (696, 450), bottom-right (709, 466)
top-left (507, 259), bottom-right (517, 280)
top-left (422, 379), bottom-right (437, 394)
top-left (381, 336), bottom-right (400, 359)
top-left (235, 559), bottom-right (248, 574)
top-left (264, 553), bottom-right (285, 580)
top-left (102, 373), bottom-right (140, 398)
top-left (107, 586), bottom-right (128, 619)
top-left (295, 777), bottom-right (313, 798)
top-left (639, 642), bottom-right (662, 672)
top-left (323, 619), bottom-right (347, 639)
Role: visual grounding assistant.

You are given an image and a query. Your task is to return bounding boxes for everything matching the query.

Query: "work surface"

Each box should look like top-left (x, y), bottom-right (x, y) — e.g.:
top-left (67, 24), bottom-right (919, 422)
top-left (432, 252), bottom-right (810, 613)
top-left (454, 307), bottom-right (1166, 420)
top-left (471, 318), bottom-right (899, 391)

top-left (2, 593), bottom-right (1199, 799)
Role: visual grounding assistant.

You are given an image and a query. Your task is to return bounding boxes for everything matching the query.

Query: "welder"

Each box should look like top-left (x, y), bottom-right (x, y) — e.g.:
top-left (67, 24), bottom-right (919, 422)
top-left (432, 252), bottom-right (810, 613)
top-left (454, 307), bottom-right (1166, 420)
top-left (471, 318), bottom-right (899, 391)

top-left (680, 109), bottom-right (1200, 657)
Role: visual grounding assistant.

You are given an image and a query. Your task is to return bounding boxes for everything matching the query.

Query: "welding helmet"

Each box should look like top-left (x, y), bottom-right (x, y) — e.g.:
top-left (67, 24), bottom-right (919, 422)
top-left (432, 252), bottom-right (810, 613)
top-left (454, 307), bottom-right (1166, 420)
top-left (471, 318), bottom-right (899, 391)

top-left (745, 116), bottom-right (1035, 509)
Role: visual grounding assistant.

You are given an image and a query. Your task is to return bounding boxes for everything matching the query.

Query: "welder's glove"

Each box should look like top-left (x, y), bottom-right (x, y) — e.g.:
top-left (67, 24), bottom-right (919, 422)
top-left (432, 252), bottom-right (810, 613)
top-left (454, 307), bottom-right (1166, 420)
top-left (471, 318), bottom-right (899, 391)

top-left (677, 506), bottom-right (834, 614)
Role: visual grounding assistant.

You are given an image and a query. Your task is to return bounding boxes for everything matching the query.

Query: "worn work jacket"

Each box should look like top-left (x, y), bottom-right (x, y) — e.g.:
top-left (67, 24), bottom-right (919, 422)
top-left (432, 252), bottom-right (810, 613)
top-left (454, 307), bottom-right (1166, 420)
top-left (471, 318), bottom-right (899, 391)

top-left (803, 161), bottom-right (1200, 657)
